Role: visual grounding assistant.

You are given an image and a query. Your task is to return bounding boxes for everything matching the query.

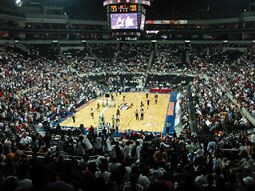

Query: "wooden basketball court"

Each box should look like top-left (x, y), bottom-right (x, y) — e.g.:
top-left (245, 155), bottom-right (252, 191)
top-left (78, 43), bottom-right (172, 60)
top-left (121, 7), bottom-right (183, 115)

top-left (60, 92), bottom-right (170, 133)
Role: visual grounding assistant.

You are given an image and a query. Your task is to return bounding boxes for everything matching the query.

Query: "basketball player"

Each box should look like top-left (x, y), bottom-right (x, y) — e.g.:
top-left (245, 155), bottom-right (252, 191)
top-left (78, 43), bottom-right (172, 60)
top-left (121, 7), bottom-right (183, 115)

top-left (140, 101), bottom-right (144, 108)
top-left (146, 92), bottom-right (149, 99)
top-left (147, 99), bottom-right (150, 108)
top-left (97, 103), bottom-right (100, 110)
top-left (154, 94), bottom-right (158, 104)
top-left (72, 113), bottom-right (75, 123)
top-left (112, 115), bottom-right (115, 128)
top-left (90, 108), bottom-right (94, 119)
top-left (116, 108), bottom-right (120, 116)
top-left (116, 114), bottom-right (120, 124)
top-left (116, 120), bottom-right (120, 132)
top-left (116, 16), bottom-right (125, 29)
top-left (123, 95), bottom-right (126, 101)
top-left (140, 108), bottom-right (144, 120)
top-left (135, 109), bottom-right (139, 120)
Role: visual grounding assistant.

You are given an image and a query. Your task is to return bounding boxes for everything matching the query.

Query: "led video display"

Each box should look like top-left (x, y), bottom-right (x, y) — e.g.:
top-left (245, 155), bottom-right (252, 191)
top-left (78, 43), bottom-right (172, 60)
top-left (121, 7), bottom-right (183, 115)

top-left (110, 13), bottom-right (138, 30)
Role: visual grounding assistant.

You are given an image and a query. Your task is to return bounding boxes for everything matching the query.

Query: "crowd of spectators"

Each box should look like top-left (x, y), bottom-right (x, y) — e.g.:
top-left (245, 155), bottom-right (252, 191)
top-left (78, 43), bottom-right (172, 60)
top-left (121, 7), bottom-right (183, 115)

top-left (95, 74), bottom-right (146, 92)
top-left (0, 44), bottom-right (104, 137)
top-left (61, 49), bottom-right (103, 73)
top-left (191, 77), bottom-right (250, 132)
top-left (214, 48), bottom-right (255, 116)
top-left (88, 43), bottom-right (117, 64)
top-left (151, 44), bottom-right (184, 73)
top-left (0, 42), bottom-right (255, 191)
top-left (188, 45), bottom-right (255, 116)
top-left (145, 75), bottom-right (193, 92)
top-left (61, 44), bottom-right (152, 73)
top-left (150, 44), bottom-right (255, 116)
top-left (111, 44), bottom-right (151, 72)
top-left (1, 85), bottom-right (255, 191)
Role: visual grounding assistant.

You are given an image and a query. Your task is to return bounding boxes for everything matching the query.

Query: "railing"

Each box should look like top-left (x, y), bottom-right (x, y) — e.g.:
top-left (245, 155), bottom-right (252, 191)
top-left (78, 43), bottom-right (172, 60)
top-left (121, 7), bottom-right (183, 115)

top-left (2, 40), bottom-right (255, 45)
top-left (23, 150), bottom-right (109, 161)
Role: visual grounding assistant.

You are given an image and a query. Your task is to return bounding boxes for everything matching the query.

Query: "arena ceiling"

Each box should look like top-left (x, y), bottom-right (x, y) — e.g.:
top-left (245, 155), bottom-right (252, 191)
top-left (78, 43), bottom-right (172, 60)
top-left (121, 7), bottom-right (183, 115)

top-left (0, 0), bottom-right (254, 20)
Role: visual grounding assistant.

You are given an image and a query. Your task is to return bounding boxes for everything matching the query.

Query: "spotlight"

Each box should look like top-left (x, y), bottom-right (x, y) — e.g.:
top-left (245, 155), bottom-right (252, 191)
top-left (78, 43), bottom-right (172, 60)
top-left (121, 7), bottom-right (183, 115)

top-left (15, 0), bottom-right (22, 7)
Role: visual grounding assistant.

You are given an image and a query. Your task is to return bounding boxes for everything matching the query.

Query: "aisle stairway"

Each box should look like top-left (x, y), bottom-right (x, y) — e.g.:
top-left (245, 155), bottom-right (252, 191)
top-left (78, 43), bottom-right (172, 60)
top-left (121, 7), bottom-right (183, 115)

top-left (112, 43), bottom-right (120, 65)
top-left (146, 43), bottom-right (155, 72)
top-left (14, 43), bottom-right (30, 54)
top-left (86, 44), bottom-right (105, 65)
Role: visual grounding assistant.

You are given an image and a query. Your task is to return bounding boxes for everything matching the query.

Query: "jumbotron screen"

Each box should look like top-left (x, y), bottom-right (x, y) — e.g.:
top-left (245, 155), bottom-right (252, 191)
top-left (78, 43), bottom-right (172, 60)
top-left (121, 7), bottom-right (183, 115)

top-left (110, 13), bottom-right (138, 30)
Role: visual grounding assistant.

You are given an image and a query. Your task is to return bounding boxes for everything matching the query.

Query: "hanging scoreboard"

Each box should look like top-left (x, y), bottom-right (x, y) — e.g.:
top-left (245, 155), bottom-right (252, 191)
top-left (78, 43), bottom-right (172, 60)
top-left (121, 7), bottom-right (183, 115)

top-left (104, 0), bottom-right (150, 32)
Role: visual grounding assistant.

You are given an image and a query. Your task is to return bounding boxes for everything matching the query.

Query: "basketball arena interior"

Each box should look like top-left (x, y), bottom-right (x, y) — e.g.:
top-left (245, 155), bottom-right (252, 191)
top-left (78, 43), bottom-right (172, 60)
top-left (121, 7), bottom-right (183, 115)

top-left (0, 0), bottom-right (255, 190)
